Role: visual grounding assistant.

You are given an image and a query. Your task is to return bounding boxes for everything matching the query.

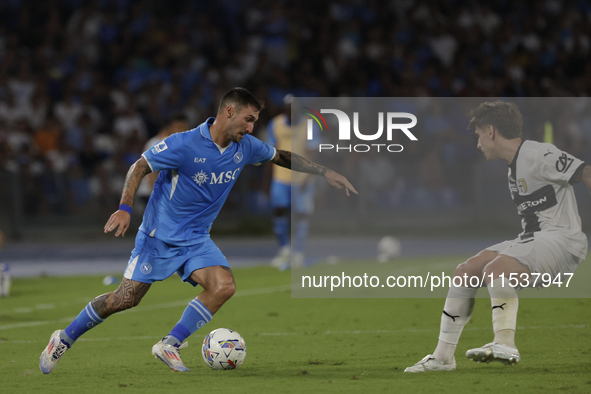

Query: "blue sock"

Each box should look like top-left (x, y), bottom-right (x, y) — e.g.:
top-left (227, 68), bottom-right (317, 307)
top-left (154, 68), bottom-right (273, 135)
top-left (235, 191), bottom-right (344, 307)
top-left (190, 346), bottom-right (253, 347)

top-left (273, 215), bottom-right (290, 247)
top-left (61, 302), bottom-right (105, 346)
top-left (164, 299), bottom-right (212, 346)
top-left (293, 218), bottom-right (309, 253)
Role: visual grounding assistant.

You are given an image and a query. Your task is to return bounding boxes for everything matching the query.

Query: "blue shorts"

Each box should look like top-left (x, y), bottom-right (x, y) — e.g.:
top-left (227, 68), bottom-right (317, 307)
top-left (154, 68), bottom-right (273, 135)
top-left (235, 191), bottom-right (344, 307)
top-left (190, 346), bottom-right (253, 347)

top-left (123, 231), bottom-right (229, 287)
top-left (270, 180), bottom-right (315, 214)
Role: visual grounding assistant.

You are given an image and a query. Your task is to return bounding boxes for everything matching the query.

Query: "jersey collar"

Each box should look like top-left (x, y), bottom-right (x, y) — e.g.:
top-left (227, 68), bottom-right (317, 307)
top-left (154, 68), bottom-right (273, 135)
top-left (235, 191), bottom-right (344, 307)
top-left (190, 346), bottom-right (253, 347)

top-left (199, 117), bottom-right (216, 141)
top-left (200, 116), bottom-right (232, 154)
top-left (509, 140), bottom-right (525, 173)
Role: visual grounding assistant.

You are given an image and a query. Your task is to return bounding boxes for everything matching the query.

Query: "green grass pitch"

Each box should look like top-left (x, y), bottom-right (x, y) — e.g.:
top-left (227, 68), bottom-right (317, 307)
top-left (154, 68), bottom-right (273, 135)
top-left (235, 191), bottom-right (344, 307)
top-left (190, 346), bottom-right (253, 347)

top-left (0, 261), bottom-right (590, 393)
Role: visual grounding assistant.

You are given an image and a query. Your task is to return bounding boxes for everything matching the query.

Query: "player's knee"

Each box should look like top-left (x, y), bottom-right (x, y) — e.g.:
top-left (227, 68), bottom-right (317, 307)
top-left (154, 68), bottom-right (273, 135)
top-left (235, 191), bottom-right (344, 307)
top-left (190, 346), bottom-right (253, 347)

top-left (454, 260), bottom-right (478, 278)
top-left (221, 280), bottom-right (236, 300)
top-left (455, 251), bottom-right (497, 279)
top-left (482, 260), bottom-right (501, 277)
top-left (210, 279), bottom-right (236, 302)
top-left (453, 262), bottom-right (467, 277)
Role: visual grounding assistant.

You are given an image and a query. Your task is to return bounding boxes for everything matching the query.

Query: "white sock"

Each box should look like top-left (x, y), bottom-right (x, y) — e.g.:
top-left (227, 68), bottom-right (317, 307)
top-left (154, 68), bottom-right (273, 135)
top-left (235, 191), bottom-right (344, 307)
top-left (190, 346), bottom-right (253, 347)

top-left (433, 286), bottom-right (477, 362)
top-left (487, 278), bottom-right (518, 349)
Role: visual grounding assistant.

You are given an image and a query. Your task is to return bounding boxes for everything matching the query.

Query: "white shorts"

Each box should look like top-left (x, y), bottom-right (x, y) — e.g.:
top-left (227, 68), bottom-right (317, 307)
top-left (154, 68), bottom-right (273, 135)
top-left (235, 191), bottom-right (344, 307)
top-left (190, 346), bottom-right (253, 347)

top-left (486, 233), bottom-right (582, 279)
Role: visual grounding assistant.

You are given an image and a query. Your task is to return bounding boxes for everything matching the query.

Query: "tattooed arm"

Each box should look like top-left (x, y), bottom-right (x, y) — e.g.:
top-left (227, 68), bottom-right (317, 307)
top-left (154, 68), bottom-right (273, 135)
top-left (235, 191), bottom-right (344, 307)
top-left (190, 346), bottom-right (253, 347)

top-left (271, 149), bottom-right (358, 196)
top-left (104, 157), bottom-right (152, 237)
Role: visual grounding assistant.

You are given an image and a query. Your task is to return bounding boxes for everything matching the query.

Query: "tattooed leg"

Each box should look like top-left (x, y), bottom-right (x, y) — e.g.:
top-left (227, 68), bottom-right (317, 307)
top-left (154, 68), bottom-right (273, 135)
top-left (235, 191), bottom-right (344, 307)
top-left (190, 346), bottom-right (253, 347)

top-left (92, 278), bottom-right (151, 319)
top-left (56, 278), bottom-right (151, 347)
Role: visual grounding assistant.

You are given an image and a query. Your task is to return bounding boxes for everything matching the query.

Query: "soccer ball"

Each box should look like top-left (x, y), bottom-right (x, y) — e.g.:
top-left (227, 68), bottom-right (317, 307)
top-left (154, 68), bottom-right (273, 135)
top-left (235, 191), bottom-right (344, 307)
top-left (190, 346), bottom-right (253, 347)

top-left (202, 328), bottom-right (246, 370)
top-left (377, 236), bottom-right (401, 263)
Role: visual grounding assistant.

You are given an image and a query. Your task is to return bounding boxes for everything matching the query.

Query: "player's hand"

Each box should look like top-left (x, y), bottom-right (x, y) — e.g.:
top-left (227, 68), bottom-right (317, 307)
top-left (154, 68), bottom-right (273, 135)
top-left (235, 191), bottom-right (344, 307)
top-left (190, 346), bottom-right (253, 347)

top-left (104, 210), bottom-right (131, 237)
top-left (324, 169), bottom-right (358, 197)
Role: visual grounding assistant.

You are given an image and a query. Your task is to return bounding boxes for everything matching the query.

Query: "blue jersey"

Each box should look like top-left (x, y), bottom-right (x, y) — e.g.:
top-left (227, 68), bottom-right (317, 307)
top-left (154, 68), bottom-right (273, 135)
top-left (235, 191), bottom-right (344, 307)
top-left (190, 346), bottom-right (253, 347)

top-left (140, 117), bottom-right (275, 246)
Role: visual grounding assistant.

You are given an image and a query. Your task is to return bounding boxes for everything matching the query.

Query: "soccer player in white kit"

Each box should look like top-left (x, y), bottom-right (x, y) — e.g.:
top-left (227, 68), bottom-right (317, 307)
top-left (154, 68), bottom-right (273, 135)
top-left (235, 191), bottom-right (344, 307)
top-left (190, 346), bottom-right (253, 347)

top-left (405, 101), bottom-right (591, 372)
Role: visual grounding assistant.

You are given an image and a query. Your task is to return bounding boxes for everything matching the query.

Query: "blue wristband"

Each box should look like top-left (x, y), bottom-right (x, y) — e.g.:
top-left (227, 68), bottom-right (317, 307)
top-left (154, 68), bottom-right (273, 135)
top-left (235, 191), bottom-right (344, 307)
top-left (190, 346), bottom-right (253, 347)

top-left (119, 204), bottom-right (132, 215)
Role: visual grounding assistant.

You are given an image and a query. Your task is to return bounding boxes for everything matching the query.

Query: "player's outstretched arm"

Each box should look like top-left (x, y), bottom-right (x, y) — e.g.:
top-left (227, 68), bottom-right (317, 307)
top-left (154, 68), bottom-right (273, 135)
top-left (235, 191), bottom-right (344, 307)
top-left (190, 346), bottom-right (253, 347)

top-left (104, 157), bottom-right (152, 237)
top-left (271, 149), bottom-right (358, 197)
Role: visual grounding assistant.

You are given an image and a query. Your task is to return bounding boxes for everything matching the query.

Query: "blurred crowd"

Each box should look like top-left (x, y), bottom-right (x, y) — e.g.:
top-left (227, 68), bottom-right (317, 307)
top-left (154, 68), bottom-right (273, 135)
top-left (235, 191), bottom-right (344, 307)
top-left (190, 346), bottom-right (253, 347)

top-left (0, 0), bottom-right (590, 217)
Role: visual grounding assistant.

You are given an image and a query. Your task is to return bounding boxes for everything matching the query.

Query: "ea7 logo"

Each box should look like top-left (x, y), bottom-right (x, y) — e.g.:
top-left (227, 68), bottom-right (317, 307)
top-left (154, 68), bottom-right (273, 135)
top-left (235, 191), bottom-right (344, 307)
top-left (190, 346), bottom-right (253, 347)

top-left (305, 109), bottom-right (418, 141)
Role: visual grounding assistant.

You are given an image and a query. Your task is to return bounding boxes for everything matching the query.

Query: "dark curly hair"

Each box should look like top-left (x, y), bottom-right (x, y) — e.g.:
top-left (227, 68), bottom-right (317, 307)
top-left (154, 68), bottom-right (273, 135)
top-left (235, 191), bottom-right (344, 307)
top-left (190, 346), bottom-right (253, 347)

top-left (468, 101), bottom-right (522, 139)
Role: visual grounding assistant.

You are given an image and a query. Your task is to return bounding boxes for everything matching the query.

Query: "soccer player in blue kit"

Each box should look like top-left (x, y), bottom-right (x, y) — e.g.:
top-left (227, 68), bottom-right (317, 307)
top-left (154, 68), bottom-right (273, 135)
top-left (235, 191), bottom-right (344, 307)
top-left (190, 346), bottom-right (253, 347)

top-left (40, 88), bottom-right (357, 373)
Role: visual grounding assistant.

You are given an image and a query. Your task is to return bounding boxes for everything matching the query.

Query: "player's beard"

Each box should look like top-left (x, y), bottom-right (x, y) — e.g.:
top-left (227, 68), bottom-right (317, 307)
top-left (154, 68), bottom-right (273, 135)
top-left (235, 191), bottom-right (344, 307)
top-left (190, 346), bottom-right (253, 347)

top-left (231, 132), bottom-right (245, 143)
top-left (231, 129), bottom-right (247, 143)
top-left (224, 126), bottom-right (242, 144)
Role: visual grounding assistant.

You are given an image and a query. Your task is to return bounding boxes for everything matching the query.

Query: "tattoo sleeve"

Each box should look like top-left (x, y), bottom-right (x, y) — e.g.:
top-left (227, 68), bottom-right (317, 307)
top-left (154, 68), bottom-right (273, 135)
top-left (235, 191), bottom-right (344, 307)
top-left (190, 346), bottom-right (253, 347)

top-left (120, 158), bottom-right (152, 207)
top-left (272, 149), bottom-right (326, 176)
top-left (92, 279), bottom-right (151, 318)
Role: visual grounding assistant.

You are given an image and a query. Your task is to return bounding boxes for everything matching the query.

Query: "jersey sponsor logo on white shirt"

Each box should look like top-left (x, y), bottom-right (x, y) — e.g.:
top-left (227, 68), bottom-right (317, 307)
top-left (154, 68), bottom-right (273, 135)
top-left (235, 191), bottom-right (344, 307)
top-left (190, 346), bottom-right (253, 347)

top-left (512, 184), bottom-right (557, 215)
top-left (517, 196), bottom-right (547, 213)
top-left (517, 178), bottom-right (527, 193)
top-left (555, 152), bottom-right (574, 173)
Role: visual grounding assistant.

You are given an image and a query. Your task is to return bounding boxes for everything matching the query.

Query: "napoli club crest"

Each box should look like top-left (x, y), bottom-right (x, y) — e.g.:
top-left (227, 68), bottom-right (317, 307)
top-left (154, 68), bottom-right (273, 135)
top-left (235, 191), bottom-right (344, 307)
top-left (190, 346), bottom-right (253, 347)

top-left (140, 262), bottom-right (152, 274)
top-left (234, 152), bottom-right (243, 163)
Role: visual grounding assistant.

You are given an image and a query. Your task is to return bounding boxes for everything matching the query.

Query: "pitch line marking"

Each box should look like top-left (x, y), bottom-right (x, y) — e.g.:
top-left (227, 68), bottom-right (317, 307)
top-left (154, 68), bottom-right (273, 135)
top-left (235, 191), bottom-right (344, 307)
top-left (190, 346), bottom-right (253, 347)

top-left (0, 284), bottom-right (291, 331)
top-left (0, 324), bottom-right (587, 344)
top-left (261, 324), bottom-right (589, 336)
top-left (10, 298), bottom-right (95, 315)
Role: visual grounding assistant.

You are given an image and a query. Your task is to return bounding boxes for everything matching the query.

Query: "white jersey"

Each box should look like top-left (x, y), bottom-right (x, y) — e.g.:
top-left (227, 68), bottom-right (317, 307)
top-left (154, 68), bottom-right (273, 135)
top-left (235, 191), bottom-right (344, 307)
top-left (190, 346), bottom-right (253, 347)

top-left (508, 140), bottom-right (587, 260)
